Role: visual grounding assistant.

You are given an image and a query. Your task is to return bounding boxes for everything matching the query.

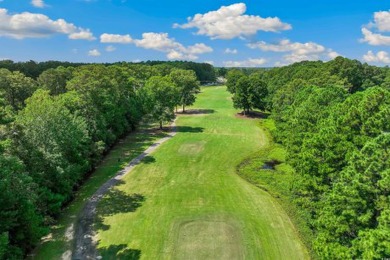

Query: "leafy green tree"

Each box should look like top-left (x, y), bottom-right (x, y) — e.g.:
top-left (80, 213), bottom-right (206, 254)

top-left (248, 73), bottom-right (268, 111)
top-left (144, 76), bottom-right (177, 129)
top-left (37, 67), bottom-right (72, 95)
top-left (169, 69), bottom-right (200, 112)
top-left (232, 76), bottom-right (251, 114)
top-left (13, 90), bottom-right (91, 216)
top-left (0, 153), bottom-right (44, 259)
top-left (314, 134), bottom-right (390, 259)
top-left (232, 75), bottom-right (268, 114)
top-left (0, 69), bottom-right (37, 111)
top-left (226, 69), bottom-right (245, 93)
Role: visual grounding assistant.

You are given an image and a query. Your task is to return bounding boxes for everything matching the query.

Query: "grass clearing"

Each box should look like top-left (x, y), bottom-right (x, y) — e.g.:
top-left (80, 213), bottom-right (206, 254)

top-left (95, 86), bottom-right (309, 259)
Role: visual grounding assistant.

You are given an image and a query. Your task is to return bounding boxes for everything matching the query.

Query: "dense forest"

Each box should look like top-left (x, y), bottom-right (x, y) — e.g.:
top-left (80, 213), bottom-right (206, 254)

top-left (227, 57), bottom-right (390, 259)
top-left (0, 61), bottom-right (207, 259)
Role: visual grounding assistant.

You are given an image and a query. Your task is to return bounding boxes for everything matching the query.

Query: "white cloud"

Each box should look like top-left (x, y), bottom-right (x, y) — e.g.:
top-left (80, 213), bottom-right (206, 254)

top-left (134, 32), bottom-right (182, 51)
top-left (69, 29), bottom-right (95, 40)
top-left (223, 58), bottom-right (267, 67)
top-left (373, 10), bottom-right (390, 32)
top-left (249, 39), bottom-right (339, 64)
top-left (173, 3), bottom-right (291, 39)
top-left (361, 10), bottom-right (390, 46)
top-left (248, 39), bottom-right (325, 55)
top-left (203, 60), bottom-right (214, 65)
top-left (133, 32), bottom-right (212, 60)
top-left (99, 31), bottom-right (212, 60)
top-left (361, 27), bottom-right (390, 46)
top-left (363, 50), bottom-right (390, 64)
top-left (100, 33), bottom-right (133, 43)
top-left (328, 51), bottom-right (340, 59)
top-left (224, 48), bottom-right (238, 54)
top-left (105, 45), bottom-right (116, 52)
top-left (31, 0), bottom-right (45, 8)
top-left (88, 49), bottom-right (101, 56)
top-left (0, 8), bottom-right (95, 40)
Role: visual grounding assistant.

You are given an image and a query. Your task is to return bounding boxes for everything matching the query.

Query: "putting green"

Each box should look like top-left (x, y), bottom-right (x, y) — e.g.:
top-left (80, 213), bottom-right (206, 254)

top-left (95, 86), bottom-right (309, 259)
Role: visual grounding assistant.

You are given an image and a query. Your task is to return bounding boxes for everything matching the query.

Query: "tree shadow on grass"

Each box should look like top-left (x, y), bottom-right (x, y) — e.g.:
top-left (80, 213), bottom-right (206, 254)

top-left (95, 187), bottom-right (145, 231)
top-left (176, 126), bottom-right (205, 133)
top-left (141, 155), bottom-right (156, 164)
top-left (177, 109), bottom-right (215, 115)
top-left (236, 111), bottom-right (270, 119)
top-left (98, 244), bottom-right (141, 260)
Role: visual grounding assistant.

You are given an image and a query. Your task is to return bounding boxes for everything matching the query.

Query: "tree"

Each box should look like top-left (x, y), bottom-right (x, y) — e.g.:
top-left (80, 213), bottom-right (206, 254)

top-left (0, 153), bottom-right (44, 259)
top-left (226, 69), bottom-right (245, 93)
top-left (37, 67), bottom-right (72, 95)
top-left (0, 69), bottom-right (37, 111)
top-left (13, 90), bottom-right (91, 216)
top-left (232, 76), bottom-right (251, 114)
top-left (232, 75), bottom-right (268, 115)
top-left (144, 76), bottom-right (177, 129)
top-left (169, 69), bottom-right (200, 112)
top-left (314, 134), bottom-right (390, 259)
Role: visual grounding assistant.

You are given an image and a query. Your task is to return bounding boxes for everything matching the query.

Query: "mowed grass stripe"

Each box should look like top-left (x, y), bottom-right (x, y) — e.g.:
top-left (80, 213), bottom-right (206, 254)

top-left (95, 86), bottom-right (309, 260)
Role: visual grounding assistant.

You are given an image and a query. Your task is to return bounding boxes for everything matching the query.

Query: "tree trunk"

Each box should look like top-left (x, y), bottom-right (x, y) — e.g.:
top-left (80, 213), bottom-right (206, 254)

top-left (159, 120), bottom-right (163, 130)
top-left (182, 104), bottom-right (185, 113)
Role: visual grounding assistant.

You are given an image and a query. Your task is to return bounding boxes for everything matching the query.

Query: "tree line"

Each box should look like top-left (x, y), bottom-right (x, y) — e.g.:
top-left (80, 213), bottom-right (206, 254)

top-left (0, 62), bottom-right (202, 259)
top-left (227, 56), bottom-right (390, 259)
top-left (0, 60), bottom-right (216, 82)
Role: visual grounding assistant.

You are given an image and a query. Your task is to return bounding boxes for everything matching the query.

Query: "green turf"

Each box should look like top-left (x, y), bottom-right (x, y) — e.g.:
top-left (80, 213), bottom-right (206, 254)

top-left (237, 118), bottom-right (316, 257)
top-left (30, 124), bottom-right (166, 260)
top-left (95, 86), bottom-right (309, 259)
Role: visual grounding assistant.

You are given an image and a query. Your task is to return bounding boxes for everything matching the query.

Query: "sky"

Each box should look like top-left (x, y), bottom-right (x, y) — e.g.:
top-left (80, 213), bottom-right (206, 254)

top-left (0, 0), bottom-right (389, 67)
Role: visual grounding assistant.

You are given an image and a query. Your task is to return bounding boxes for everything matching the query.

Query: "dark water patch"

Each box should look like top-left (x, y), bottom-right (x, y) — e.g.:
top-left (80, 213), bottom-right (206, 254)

top-left (261, 160), bottom-right (281, 170)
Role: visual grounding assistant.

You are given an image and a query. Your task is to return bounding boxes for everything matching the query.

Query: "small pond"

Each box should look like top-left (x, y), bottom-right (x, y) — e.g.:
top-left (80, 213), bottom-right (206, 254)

top-left (261, 160), bottom-right (281, 170)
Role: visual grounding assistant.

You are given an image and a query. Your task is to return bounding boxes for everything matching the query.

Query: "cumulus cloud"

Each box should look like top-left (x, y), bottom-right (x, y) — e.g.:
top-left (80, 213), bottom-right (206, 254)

top-left (248, 39), bottom-right (325, 54)
top-left (363, 50), bottom-right (390, 64)
top-left (223, 58), bottom-right (267, 67)
top-left (361, 10), bottom-right (390, 46)
top-left (248, 39), bottom-right (339, 64)
top-left (0, 8), bottom-right (95, 40)
top-left (88, 49), bottom-right (101, 56)
top-left (361, 27), bottom-right (390, 46)
top-left (173, 3), bottom-right (291, 39)
top-left (31, 0), bottom-right (45, 8)
top-left (99, 31), bottom-right (212, 60)
top-left (69, 29), bottom-right (95, 40)
top-left (133, 32), bottom-right (212, 60)
top-left (105, 45), bottom-right (116, 52)
top-left (328, 51), bottom-right (340, 59)
top-left (225, 48), bottom-right (238, 54)
top-left (100, 33), bottom-right (133, 43)
top-left (372, 11), bottom-right (390, 32)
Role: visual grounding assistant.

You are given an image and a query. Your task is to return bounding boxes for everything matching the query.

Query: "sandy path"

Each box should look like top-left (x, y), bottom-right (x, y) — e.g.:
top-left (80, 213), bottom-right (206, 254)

top-left (72, 123), bottom-right (176, 260)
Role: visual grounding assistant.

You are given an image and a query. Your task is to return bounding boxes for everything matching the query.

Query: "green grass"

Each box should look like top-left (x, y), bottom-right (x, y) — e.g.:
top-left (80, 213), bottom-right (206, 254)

top-left (95, 86), bottom-right (309, 259)
top-left (237, 118), bottom-right (316, 258)
top-left (31, 124), bottom-right (166, 260)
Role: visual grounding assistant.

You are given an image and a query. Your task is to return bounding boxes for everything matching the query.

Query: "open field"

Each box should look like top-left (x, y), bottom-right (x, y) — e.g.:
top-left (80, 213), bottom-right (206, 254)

top-left (95, 86), bottom-right (309, 259)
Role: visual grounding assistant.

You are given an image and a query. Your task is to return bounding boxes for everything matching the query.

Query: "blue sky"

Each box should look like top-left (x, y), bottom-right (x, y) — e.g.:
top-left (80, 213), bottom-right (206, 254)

top-left (0, 0), bottom-right (389, 67)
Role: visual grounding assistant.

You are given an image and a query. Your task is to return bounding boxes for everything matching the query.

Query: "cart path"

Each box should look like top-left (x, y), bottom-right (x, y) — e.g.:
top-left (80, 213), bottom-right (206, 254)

top-left (72, 123), bottom-right (176, 260)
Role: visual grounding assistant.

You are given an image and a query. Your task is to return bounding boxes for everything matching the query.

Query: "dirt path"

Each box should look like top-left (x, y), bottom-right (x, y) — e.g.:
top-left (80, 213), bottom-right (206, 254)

top-left (72, 123), bottom-right (176, 260)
